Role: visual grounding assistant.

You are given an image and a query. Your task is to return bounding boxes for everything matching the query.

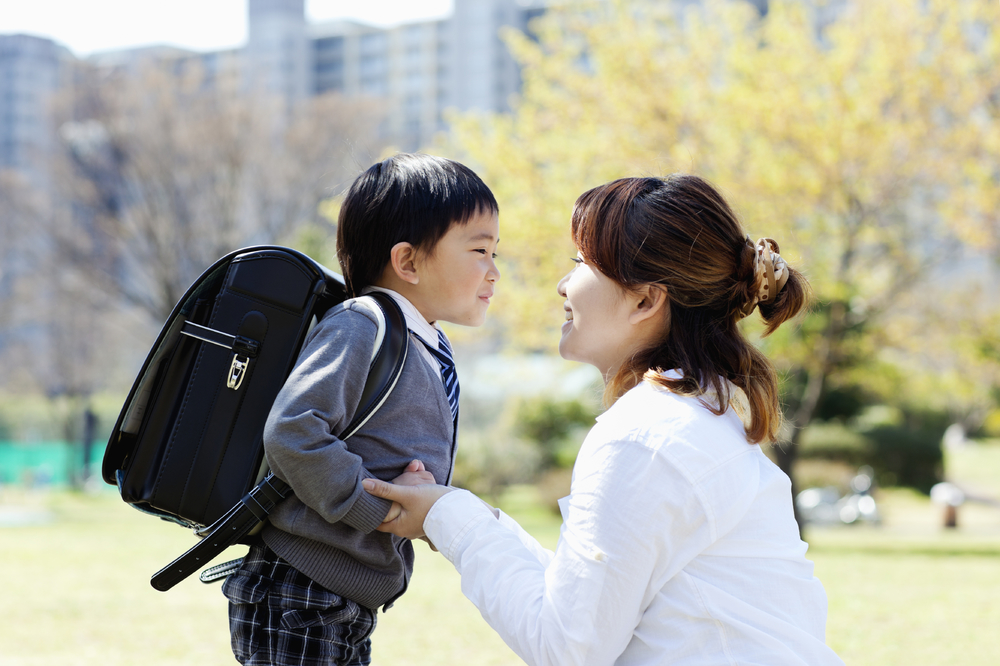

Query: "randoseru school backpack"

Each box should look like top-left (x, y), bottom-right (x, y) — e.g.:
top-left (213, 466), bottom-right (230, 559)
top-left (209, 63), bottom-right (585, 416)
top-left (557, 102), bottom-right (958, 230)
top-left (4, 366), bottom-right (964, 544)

top-left (101, 246), bottom-right (408, 591)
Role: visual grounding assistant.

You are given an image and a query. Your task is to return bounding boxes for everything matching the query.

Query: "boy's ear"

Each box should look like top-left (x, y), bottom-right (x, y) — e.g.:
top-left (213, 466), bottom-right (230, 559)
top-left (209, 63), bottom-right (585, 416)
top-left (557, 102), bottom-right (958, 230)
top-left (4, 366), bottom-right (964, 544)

top-left (628, 284), bottom-right (668, 325)
top-left (389, 242), bottom-right (420, 285)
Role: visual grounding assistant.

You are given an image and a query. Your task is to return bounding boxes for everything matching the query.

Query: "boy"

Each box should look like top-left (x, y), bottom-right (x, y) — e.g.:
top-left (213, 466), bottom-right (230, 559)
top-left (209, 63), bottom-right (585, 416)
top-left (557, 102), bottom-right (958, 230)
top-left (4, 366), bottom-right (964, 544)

top-left (221, 153), bottom-right (500, 666)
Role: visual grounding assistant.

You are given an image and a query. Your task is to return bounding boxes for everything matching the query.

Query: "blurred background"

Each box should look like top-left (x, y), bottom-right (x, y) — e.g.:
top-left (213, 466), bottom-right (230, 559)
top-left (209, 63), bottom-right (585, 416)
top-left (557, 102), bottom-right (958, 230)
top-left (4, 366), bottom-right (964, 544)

top-left (1, 1), bottom-right (999, 664)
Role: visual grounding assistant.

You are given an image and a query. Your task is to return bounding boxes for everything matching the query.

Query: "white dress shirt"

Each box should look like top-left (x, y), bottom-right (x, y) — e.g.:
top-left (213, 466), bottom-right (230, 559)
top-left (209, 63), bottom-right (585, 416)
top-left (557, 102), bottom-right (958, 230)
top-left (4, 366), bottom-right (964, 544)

top-left (424, 376), bottom-right (844, 666)
top-left (362, 286), bottom-right (444, 370)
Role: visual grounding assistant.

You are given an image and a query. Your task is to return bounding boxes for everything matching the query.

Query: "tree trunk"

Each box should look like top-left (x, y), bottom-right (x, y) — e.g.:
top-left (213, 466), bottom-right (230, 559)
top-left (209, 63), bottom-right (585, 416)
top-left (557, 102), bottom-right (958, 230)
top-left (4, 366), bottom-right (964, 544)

top-left (778, 366), bottom-right (825, 535)
top-left (779, 301), bottom-right (843, 535)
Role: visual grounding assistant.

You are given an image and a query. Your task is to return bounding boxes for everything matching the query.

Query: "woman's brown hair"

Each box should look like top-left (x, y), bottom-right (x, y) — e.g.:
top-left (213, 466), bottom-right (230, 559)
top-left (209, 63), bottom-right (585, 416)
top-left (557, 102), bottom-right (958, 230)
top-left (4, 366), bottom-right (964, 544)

top-left (571, 175), bottom-right (808, 443)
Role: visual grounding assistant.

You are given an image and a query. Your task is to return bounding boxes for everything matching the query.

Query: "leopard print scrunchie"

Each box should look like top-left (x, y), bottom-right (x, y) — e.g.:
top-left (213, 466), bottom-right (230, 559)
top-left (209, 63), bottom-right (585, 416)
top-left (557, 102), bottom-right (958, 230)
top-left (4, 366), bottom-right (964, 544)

top-left (738, 237), bottom-right (789, 318)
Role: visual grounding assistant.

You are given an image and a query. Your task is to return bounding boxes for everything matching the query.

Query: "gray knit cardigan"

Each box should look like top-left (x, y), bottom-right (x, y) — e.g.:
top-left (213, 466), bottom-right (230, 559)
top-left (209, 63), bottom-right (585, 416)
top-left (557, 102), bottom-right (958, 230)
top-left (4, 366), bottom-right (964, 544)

top-left (261, 299), bottom-right (455, 609)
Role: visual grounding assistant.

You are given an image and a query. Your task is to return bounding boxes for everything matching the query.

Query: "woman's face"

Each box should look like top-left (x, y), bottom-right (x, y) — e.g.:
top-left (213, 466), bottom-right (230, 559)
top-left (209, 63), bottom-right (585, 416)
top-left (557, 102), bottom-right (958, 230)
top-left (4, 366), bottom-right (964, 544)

top-left (557, 254), bottom-right (638, 378)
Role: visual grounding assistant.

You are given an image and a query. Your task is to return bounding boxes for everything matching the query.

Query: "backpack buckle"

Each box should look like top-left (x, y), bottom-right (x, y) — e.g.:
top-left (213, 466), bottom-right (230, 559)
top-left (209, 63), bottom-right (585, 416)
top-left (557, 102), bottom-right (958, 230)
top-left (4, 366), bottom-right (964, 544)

top-left (227, 354), bottom-right (250, 390)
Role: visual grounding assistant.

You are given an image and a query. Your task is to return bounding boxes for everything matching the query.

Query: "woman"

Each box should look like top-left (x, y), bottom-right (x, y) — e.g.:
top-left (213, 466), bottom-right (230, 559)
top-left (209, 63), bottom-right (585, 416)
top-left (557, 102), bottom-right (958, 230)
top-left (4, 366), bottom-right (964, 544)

top-left (363, 175), bottom-right (843, 665)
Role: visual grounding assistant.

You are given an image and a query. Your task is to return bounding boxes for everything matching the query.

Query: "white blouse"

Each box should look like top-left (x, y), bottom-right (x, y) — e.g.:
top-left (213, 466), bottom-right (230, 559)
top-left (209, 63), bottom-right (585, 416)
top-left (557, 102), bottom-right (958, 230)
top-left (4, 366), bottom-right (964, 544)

top-left (424, 378), bottom-right (843, 666)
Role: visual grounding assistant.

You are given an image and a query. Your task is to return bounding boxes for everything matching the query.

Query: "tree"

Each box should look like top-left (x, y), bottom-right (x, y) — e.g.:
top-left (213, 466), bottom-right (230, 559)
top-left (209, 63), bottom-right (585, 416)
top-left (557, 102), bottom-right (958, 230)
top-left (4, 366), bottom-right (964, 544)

top-left (444, 0), bottom-right (1000, 508)
top-left (0, 169), bottom-right (115, 483)
top-left (0, 170), bottom-right (44, 390)
top-left (0, 59), bottom-right (384, 476)
top-left (55, 60), bottom-right (382, 323)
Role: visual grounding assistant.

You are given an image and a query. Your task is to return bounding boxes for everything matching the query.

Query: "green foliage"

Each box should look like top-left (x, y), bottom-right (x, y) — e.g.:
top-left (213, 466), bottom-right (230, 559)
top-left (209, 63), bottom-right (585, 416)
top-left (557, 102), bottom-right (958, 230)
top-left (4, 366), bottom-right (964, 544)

top-left (859, 409), bottom-right (950, 493)
top-left (286, 221), bottom-right (338, 270)
top-left (814, 385), bottom-right (868, 423)
top-left (780, 371), bottom-right (871, 423)
top-left (513, 396), bottom-right (598, 469)
top-left (450, 394), bottom-right (598, 500)
top-left (443, 0), bottom-right (1000, 446)
top-left (798, 421), bottom-right (870, 466)
top-left (451, 428), bottom-right (542, 502)
top-left (862, 424), bottom-right (944, 493)
top-left (798, 406), bottom-right (948, 493)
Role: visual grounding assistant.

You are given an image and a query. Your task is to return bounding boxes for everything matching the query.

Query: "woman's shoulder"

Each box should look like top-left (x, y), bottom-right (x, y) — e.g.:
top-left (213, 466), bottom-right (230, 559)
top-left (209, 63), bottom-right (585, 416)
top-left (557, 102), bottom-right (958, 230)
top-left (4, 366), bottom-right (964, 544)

top-left (595, 379), bottom-right (759, 478)
top-left (600, 379), bottom-right (739, 435)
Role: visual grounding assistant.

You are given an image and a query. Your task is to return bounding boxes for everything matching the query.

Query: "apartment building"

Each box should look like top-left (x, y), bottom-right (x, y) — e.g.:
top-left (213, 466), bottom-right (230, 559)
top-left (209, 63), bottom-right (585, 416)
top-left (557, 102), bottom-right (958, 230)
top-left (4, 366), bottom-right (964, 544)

top-left (0, 0), bottom-right (543, 192)
top-left (0, 33), bottom-right (72, 193)
top-left (244, 0), bottom-right (546, 147)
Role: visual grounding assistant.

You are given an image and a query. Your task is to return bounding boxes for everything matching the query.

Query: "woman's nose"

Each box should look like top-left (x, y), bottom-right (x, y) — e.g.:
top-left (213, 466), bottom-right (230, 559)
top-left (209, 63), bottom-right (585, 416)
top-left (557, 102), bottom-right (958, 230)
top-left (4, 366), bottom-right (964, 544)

top-left (557, 272), bottom-right (570, 297)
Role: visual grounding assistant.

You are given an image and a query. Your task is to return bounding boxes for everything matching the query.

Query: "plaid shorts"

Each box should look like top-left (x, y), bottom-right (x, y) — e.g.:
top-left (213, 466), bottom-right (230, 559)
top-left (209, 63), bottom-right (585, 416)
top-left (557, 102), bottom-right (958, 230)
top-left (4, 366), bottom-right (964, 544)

top-left (222, 545), bottom-right (378, 666)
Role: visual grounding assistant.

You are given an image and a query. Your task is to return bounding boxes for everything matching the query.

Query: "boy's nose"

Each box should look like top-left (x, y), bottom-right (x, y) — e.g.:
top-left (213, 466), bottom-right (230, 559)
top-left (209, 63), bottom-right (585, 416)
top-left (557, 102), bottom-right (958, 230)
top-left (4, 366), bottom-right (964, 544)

top-left (488, 258), bottom-right (500, 282)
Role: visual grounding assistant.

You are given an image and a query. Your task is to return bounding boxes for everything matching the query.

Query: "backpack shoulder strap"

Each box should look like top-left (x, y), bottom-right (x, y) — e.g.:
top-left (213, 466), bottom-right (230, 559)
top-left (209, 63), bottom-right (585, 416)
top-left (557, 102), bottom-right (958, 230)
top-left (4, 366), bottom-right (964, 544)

top-left (340, 292), bottom-right (409, 439)
top-left (149, 291), bottom-right (409, 592)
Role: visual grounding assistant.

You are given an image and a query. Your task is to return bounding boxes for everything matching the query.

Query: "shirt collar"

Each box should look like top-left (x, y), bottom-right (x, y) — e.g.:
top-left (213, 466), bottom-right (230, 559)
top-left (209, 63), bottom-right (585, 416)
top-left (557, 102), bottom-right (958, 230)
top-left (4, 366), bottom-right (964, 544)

top-left (595, 369), bottom-right (737, 422)
top-left (362, 286), bottom-right (440, 350)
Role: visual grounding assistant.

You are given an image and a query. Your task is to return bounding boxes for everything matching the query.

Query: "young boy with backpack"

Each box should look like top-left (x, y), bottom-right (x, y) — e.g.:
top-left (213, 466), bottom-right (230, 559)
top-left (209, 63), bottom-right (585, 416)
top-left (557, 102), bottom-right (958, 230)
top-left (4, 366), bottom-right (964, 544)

top-left (221, 153), bottom-right (501, 666)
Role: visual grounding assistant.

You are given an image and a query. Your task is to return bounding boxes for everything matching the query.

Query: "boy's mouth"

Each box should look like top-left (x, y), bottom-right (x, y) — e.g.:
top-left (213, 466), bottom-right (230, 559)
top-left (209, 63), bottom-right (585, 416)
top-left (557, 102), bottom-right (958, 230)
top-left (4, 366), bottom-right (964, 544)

top-left (564, 305), bottom-right (573, 321)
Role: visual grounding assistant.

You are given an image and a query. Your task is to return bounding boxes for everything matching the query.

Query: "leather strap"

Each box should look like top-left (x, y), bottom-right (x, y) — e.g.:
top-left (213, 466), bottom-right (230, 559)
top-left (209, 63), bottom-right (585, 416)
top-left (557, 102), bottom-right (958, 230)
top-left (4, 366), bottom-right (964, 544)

top-left (151, 473), bottom-right (289, 591)
top-left (150, 292), bottom-right (408, 591)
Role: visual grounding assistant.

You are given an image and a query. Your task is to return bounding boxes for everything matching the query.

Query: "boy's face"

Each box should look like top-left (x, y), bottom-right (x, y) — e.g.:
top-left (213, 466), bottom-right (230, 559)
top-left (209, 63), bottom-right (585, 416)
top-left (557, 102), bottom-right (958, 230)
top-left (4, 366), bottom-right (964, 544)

top-left (412, 210), bottom-right (500, 326)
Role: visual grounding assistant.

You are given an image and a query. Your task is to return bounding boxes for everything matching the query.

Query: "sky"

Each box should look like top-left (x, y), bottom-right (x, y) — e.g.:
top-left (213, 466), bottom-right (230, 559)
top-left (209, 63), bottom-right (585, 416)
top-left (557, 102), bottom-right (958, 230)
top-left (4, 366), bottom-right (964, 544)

top-left (0, 0), bottom-right (454, 57)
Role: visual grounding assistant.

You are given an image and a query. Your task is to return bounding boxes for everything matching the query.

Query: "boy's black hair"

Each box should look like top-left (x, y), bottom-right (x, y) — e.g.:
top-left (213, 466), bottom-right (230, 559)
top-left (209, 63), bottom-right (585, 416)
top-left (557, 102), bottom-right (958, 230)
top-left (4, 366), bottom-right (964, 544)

top-left (336, 153), bottom-right (499, 297)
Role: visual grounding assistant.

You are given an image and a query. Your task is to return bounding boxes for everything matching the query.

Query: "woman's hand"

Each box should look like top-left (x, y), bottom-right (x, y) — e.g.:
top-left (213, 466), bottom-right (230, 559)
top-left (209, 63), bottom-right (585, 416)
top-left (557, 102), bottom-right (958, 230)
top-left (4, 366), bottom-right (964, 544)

top-left (363, 477), bottom-right (453, 540)
top-left (380, 459), bottom-right (437, 525)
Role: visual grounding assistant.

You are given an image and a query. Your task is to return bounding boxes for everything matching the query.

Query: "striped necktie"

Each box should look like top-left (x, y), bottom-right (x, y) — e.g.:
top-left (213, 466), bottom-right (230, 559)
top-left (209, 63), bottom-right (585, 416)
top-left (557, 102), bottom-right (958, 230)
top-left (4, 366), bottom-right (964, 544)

top-left (413, 328), bottom-right (460, 422)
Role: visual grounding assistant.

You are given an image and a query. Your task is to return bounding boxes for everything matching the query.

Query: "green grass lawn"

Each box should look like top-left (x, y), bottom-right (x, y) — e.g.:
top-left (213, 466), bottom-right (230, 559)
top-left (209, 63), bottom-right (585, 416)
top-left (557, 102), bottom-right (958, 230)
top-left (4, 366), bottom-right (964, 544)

top-left (2, 442), bottom-right (999, 665)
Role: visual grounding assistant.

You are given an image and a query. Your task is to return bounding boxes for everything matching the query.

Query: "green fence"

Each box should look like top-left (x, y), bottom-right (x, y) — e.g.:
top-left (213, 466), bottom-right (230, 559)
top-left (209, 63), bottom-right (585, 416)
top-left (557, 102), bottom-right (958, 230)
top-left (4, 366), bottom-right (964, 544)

top-left (0, 441), bottom-right (105, 486)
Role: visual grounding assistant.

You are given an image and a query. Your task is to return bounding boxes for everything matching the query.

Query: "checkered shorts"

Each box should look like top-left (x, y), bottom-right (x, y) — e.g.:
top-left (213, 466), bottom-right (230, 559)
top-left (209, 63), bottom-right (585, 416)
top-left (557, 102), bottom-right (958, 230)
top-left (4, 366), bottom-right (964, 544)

top-left (222, 545), bottom-right (378, 666)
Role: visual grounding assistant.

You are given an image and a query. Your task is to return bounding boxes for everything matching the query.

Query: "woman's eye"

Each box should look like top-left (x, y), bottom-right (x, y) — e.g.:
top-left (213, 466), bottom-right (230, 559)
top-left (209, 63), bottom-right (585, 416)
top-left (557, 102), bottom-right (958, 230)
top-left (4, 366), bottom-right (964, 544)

top-left (570, 257), bottom-right (583, 264)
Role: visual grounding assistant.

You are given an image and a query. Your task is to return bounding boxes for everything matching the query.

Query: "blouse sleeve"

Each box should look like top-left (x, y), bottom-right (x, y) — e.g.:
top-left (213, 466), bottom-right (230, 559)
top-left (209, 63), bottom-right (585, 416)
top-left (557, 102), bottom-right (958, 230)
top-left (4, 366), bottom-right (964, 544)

top-left (424, 434), bottom-right (715, 666)
top-left (496, 509), bottom-right (555, 567)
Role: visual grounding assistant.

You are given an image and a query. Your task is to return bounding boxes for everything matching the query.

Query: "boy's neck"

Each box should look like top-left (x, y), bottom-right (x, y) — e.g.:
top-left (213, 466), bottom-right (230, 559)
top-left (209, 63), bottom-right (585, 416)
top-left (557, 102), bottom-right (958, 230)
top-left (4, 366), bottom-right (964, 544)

top-left (371, 276), bottom-right (436, 325)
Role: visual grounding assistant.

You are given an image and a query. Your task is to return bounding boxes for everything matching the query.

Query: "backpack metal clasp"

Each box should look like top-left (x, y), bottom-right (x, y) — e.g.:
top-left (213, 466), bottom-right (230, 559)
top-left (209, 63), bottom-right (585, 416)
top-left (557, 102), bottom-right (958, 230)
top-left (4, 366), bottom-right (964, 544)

top-left (227, 354), bottom-right (249, 390)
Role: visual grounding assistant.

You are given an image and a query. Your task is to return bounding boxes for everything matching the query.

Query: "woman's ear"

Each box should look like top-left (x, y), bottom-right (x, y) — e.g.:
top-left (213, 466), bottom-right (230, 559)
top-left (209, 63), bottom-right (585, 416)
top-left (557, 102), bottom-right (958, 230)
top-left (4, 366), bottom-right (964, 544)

top-left (629, 284), bottom-right (668, 325)
top-left (389, 242), bottom-right (420, 285)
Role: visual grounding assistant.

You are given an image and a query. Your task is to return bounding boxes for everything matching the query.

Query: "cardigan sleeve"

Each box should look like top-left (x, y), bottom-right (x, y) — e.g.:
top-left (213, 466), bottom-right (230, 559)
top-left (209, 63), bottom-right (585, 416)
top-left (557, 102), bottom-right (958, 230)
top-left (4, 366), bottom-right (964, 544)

top-left (263, 304), bottom-right (393, 533)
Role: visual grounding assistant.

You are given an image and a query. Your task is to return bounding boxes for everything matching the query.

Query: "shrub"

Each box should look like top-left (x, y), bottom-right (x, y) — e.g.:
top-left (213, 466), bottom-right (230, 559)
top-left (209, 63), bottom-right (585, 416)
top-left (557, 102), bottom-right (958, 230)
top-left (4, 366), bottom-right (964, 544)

top-left (451, 430), bottom-right (541, 503)
top-left (861, 417), bottom-right (946, 493)
top-left (513, 397), bottom-right (597, 470)
top-left (798, 421), bottom-right (870, 466)
top-left (797, 407), bottom-right (947, 493)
